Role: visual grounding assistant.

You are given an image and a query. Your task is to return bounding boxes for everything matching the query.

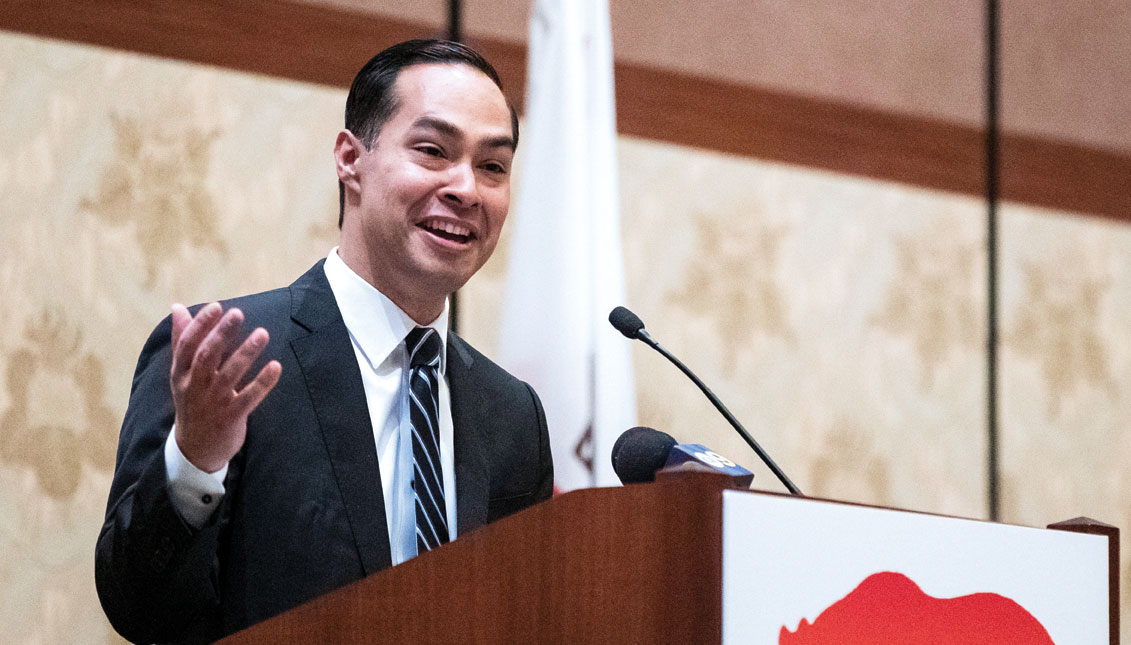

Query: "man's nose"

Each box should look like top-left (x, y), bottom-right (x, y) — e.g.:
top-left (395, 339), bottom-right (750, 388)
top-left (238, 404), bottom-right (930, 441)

top-left (440, 162), bottom-right (480, 208)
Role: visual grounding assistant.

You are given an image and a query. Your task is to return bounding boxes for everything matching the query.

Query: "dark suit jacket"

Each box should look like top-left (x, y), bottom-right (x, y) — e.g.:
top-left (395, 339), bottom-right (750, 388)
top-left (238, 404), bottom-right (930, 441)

top-left (95, 261), bottom-right (553, 644)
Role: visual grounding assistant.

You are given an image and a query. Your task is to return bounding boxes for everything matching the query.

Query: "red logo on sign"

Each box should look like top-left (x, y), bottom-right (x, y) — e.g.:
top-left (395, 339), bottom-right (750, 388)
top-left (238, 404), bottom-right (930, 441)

top-left (779, 571), bottom-right (1053, 644)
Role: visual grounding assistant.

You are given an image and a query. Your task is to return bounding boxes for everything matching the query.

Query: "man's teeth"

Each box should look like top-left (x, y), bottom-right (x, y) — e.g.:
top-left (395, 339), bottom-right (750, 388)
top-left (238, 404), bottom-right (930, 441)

top-left (426, 221), bottom-right (471, 237)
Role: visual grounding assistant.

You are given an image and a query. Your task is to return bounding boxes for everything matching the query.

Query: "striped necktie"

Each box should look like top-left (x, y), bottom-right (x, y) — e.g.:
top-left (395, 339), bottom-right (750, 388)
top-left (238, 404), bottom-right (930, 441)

top-left (405, 327), bottom-right (449, 553)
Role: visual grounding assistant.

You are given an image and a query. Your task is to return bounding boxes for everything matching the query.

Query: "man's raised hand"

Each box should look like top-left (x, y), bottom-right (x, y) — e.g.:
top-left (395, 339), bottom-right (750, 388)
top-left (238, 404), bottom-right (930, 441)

top-left (169, 302), bottom-right (282, 473)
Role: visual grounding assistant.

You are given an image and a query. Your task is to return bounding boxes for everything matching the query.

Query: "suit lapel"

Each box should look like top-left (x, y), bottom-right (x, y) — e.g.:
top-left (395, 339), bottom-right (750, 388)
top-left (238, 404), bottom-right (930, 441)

top-left (288, 262), bottom-right (392, 575)
top-left (447, 334), bottom-right (489, 535)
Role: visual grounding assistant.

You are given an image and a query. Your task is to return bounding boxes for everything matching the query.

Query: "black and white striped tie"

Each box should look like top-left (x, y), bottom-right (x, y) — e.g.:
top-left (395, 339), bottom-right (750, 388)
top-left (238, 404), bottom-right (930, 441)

top-left (405, 327), bottom-right (449, 553)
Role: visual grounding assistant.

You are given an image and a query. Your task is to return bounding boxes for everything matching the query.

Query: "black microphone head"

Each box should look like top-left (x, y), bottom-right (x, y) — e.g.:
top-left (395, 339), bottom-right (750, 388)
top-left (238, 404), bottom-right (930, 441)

top-left (609, 306), bottom-right (645, 339)
top-left (611, 426), bottom-right (678, 484)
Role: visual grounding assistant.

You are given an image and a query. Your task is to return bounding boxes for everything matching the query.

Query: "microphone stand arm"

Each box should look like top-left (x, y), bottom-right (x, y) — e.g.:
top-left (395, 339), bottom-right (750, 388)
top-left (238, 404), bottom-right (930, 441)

top-left (636, 330), bottom-right (804, 496)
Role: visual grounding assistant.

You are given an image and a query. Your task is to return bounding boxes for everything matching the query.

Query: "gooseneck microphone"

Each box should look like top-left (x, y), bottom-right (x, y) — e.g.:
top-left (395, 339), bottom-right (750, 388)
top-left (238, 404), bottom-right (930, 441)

top-left (609, 306), bottom-right (803, 496)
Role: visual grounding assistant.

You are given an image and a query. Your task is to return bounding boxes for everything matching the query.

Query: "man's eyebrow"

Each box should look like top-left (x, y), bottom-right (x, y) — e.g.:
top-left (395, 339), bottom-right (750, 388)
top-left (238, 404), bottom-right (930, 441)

top-left (411, 116), bottom-right (460, 139)
top-left (483, 134), bottom-right (517, 153)
top-left (410, 116), bottom-right (516, 152)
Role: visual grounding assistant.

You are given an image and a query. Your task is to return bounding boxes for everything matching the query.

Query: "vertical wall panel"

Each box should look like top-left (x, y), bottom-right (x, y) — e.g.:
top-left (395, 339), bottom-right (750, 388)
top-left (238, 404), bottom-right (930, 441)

top-left (1000, 5), bottom-right (1131, 643)
top-left (0, 31), bottom-right (343, 642)
top-left (998, 204), bottom-right (1131, 642)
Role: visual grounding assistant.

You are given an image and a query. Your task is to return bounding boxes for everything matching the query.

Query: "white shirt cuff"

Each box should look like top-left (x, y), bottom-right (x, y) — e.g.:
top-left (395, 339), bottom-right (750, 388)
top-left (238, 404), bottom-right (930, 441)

top-left (164, 425), bottom-right (228, 529)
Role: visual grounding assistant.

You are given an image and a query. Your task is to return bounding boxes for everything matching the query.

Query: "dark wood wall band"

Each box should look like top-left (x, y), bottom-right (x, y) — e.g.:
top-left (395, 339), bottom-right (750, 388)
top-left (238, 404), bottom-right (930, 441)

top-left (3, 0), bottom-right (1128, 222)
top-left (0, 0), bottom-right (436, 89)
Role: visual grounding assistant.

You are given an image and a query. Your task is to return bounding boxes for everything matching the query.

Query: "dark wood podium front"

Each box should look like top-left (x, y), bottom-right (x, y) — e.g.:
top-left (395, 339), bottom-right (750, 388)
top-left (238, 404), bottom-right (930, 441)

top-left (221, 470), bottom-right (1117, 644)
top-left (222, 470), bottom-right (729, 644)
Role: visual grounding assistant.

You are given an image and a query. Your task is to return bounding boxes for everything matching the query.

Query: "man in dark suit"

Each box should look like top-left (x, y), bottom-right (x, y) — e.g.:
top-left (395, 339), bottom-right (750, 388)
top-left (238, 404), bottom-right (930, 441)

top-left (95, 40), bottom-right (553, 644)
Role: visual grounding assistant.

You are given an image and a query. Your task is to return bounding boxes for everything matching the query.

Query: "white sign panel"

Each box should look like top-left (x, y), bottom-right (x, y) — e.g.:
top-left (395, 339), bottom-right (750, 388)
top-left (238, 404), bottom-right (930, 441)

top-left (722, 491), bottom-right (1109, 644)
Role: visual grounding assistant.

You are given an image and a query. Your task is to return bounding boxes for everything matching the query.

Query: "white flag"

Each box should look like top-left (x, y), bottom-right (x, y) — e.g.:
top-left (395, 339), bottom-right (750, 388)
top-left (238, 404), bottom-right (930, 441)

top-left (498, 0), bottom-right (635, 490)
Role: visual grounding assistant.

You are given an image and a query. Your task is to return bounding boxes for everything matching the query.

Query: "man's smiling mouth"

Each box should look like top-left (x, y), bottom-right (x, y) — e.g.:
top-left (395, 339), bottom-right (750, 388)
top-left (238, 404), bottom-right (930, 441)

top-left (420, 219), bottom-right (475, 244)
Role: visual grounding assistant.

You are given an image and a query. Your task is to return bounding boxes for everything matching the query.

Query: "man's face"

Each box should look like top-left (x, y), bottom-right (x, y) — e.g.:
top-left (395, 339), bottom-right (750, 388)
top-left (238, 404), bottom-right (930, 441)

top-left (338, 63), bottom-right (514, 320)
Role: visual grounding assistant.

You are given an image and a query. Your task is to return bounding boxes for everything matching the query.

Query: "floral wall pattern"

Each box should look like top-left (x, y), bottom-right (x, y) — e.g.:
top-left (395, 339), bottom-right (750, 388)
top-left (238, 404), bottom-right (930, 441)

top-left (3, 29), bottom-right (1128, 643)
top-left (468, 138), bottom-right (991, 519)
top-left (0, 31), bottom-right (342, 642)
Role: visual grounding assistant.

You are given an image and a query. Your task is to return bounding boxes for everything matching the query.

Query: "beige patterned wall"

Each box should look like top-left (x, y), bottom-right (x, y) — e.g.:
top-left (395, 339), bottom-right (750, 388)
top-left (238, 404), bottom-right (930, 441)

top-left (464, 139), bottom-right (991, 518)
top-left (0, 31), bottom-right (342, 642)
top-left (999, 204), bottom-right (1131, 627)
top-left (3, 28), bottom-right (1127, 644)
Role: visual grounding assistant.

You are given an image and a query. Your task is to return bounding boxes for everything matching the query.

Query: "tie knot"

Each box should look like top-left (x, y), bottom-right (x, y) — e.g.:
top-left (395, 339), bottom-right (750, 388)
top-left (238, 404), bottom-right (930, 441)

top-left (405, 327), bottom-right (442, 368)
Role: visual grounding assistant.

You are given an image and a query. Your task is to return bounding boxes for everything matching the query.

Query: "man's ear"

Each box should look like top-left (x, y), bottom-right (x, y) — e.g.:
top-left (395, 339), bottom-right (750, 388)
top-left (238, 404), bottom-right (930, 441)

top-left (334, 130), bottom-right (363, 191)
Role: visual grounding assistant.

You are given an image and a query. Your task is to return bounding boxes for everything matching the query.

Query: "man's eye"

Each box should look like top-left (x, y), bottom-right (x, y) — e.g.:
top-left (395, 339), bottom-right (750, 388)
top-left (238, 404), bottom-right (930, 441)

top-left (482, 162), bottom-right (507, 174)
top-left (418, 145), bottom-right (444, 157)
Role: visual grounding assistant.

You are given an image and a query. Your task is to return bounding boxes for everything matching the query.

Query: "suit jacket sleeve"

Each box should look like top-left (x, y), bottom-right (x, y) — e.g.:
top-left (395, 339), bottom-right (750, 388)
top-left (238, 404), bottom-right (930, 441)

top-left (489, 380), bottom-right (554, 520)
top-left (530, 382), bottom-right (554, 503)
top-left (95, 315), bottom-right (225, 644)
top-left (449, 334), bottom-right (555, 527)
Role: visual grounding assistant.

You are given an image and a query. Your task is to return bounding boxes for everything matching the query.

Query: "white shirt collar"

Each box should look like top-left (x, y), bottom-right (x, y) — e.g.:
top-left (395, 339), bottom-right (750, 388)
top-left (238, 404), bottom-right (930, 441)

top-left (323, 247), bottom-right (448, 374)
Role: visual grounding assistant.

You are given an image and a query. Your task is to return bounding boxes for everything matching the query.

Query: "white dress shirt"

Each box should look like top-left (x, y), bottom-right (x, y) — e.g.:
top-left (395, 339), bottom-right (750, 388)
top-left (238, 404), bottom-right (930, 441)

top-left (164, 248), bottom-right (458, 565)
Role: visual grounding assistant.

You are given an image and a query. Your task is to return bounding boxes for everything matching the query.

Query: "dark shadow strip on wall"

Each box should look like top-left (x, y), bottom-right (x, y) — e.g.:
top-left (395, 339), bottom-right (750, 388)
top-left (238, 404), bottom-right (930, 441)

top-left (984, 0), bottom-right (1001, 524)
top-left (3, 0), bottom-right (1128, 222)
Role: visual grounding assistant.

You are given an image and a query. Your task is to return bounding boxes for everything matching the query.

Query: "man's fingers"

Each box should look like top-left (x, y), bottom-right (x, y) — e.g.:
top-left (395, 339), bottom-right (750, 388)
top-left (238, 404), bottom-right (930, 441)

top-left (215, 328), bottom-right (270, 389)
top-left (172, 302), bottom-right (223, 379)
top-left (233, 360), bottom-right (282, 418)
top-left (169, 303), bottom-right (191, 378)
top-left (192, 307), bottom-right (244, 377)
top-left (170, 304), bottom-right (190, 353)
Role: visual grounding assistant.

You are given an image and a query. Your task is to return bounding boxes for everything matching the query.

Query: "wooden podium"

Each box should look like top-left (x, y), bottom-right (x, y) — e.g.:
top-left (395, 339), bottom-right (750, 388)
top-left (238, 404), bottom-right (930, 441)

top-left (221, 470), bottom-right (1118, 644)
